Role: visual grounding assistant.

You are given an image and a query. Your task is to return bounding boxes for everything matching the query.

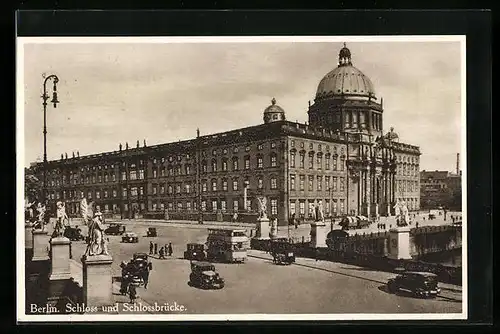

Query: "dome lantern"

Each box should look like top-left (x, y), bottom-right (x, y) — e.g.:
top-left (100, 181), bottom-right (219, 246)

top-left (338, 42), bottom-right (352, 66)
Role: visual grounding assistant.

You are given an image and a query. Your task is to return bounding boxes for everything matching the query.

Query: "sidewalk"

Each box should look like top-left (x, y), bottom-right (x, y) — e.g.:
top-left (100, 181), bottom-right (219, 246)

top-left (248, 249), bottom-right (462, 301)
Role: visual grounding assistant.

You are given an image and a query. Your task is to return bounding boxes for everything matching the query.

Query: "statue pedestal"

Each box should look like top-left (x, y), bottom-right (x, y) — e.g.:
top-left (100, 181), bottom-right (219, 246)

top-left (49, 237), bottom-right (71, 280)
top-left (255, 217), bottom-right (270, 239)
top-left (25, 223), bottom-right (34, 250)
top-left (387, 226), bottom-right (412, 260)
top-left (32, 229), bottom-right (49, 262)
top-left (310, 221), bottom-right (328, 248)
top-left (82, 254), bottom-right (114, 308)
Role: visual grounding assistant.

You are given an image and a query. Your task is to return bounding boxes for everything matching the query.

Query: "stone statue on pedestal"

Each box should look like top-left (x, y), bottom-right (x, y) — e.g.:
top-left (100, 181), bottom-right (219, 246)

top-left (53, 201), bottom-right (69, 238)
top-left (81, 198), bottom-right (109, 257)
top-left (315, 202), bottom-right (325, 223)
top-left (34, 202), bottom-right (47, 231)
top-left (85, 211), bottom-right (109, 256)
top-left (257, 196), bottom-right (268, 219)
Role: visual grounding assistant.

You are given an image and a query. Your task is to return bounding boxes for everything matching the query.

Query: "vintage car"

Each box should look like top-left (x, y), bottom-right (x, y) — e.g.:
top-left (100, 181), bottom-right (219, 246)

top-left (387, 271), bottom-right (441, 298)
top-left (63, 226), bottom-right (85, 241)
top-left (146, 227), bottom-right (157, 237)
top-left (270, 239), bottom-right (295, 265)
top-left (184, 243), bottom-right (207, 261)
top-left (122, 232), bottom-right (139, 243)
top-left (104, 223), bottom-right (126, 235)
top-left (189, 261), bottom-right (225, 289)
top-left (123, 253), bottom-right (151, 287)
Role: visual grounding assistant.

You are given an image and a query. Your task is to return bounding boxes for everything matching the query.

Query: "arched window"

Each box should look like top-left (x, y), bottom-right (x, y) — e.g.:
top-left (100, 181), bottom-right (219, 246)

top-left (212, 159), bottom-right (217, 172)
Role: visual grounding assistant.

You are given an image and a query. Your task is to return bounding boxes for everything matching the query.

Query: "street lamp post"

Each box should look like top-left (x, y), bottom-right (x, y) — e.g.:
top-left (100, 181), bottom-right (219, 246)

top-left (41, 74), bottom-right (60, 203)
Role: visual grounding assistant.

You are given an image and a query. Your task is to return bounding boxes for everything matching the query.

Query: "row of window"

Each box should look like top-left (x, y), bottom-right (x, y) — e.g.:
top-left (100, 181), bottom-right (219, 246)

top-left (290, 140), bottom-right (345, 154)
top-left (290, 175), bottom-right (345, 192)
top-left (289, 151), bottom-right (346, 170)
top-left (150, 176), bottom-right (279, 195)
top-left (151, 198), bottom-right (279, 215)
top-left (397, 163), bottom-right (419, 177)
top-left (397, 180), bottom-right (419, 193)
top-left (290, 199), bottom-right (346, 216)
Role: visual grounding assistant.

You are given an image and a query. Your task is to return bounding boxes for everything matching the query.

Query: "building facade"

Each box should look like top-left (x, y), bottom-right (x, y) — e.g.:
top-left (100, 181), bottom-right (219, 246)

top-left (420, 170), bottom-right (462, 210)
top-left (29, 44), bottom-right (421, 225)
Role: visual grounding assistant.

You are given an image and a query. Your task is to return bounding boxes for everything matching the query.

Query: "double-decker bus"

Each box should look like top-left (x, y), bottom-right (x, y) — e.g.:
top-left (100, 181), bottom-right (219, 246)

top-left (206, 228), bottom-right (249, 263)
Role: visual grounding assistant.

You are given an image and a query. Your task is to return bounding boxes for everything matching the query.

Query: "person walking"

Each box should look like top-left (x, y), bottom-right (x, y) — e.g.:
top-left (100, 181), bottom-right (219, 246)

top-left (164, 244), bottom-right (168, 255)
top-left (149, 241), bottom-right (154, 255)
top-left (128, 282), bottom-right (137, 303)
top-left (159, 247), bottom-right (165, 259)
top-left (142, 264), bottom-right (151, 289)
top-left (154, 243), bottom-right (158, 255)
top-left (168, 242), bottom-right (173, 257)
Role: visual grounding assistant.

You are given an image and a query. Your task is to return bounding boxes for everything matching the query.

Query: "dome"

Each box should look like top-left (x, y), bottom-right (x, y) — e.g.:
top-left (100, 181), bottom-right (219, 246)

top-left (264, 97), bottom-right (285, 114)
top-left (315, 43), bottom-right (376, 100)
top-left (263, 98), bottom-right (286, 124)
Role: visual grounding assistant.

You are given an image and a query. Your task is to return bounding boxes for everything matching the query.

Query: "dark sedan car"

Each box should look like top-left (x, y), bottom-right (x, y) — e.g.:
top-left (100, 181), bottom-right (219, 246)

top-left (387, 271), bottom-right (441, 298)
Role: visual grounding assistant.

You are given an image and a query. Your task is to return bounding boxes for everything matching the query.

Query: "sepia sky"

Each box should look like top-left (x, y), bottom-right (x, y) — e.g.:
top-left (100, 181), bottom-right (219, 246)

top-left (20, 39), bottom-right (462, 172)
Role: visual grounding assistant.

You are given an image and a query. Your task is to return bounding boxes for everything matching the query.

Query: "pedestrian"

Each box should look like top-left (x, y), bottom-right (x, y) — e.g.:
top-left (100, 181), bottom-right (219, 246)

top-left (149, 241), bottom-right (154, 255)
top-left (416, 222), bottom-right (419, 228)
top-left (142, 266), bottom-right (150, 289)
top-left (168, 242), bottom-right (173, 257)
top-left (159, 247), bottom-right (165, 259)
top-left (165, 244), bottom-right (168, 255)
top-left (154, 243), bottom-right (158, 255)
top-left (128, 282), bottom-right (137, 303)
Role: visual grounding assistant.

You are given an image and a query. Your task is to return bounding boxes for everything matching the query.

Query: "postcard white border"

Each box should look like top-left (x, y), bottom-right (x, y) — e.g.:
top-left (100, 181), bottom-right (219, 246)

top-left (16, 35), bottom-right (467, 322)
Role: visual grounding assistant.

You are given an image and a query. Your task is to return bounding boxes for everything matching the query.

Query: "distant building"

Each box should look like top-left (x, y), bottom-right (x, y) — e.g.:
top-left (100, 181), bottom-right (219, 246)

top-left (420, 170), bottom-right (462, 210)
top-left (28, 44), bottom-right (421, 225)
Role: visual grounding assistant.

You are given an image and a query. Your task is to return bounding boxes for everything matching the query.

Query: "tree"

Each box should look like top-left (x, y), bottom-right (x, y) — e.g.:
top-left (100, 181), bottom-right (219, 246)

top-left (25, 167), bottom-right (42, 203)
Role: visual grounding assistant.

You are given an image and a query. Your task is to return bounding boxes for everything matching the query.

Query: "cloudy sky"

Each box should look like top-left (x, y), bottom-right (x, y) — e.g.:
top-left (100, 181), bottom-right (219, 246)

top-left (20, 38), bottom-right (463, 172)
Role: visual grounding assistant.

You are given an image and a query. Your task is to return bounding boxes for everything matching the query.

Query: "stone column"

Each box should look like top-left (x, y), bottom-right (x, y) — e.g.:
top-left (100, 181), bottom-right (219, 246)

top-left (82, 254), bottom-right (114, 308)
top-left (364, 169), bottom-right (370, 217)
top-left (49, 237), bottom-right (72, 280)
top-left (385, 172), bottom-right (391, 216)
top-left (387, 226), bottom-right (412, 260)
top-left (32, 229), bottom-right (50, 262)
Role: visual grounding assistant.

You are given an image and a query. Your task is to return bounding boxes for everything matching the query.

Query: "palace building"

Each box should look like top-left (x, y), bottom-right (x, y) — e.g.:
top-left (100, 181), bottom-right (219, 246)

top-left (29, 44), bottom-right (421, 226)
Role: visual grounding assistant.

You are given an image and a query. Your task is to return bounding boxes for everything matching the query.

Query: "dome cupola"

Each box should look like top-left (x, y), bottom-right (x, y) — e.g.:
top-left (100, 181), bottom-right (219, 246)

top-left (263, 98), bottom-right (286, 124)
top-left (315, 43), bottom-right (376, 101)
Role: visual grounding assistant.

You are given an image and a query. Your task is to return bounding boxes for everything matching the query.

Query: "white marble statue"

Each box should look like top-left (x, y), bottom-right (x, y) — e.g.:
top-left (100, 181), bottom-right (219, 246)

top-left (257, 196), bottom-right (268, 219)
top-left (315, 202), bottom-right (325, 222)
top-left (34, 202), bottom-right (47, 231)
top-left (53, 201), bottom-right (69, 237)
top-left (85, 211), bottom-right (109, 256)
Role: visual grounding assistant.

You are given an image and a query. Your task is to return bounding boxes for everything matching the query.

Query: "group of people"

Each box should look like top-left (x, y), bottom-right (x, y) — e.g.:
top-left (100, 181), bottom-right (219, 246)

top-left (119, 259), bottom-right (153, 303)
top-left (149, 241), bottom-right (173, 259)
